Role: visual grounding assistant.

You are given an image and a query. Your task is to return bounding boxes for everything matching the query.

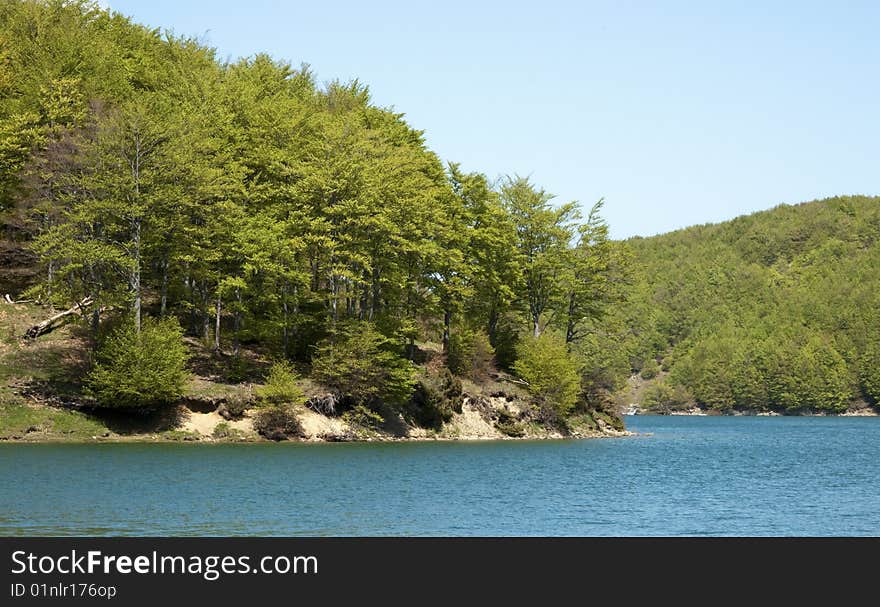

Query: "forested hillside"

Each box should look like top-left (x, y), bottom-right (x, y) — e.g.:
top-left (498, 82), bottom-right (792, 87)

top-left (0, 0), bottom-right (630, 438)
top-left (622, 195), bottom-right (880, 413)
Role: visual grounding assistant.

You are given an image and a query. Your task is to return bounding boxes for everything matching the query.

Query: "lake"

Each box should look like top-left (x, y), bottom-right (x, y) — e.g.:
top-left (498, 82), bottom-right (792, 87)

top-left (1, 415), bottom-right (879, 536)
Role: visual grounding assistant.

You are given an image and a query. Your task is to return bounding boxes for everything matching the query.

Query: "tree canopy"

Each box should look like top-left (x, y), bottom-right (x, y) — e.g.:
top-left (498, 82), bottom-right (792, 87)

top-left (619, 195), bottom-right (880, 413)
top-left (0, 0), bottom-right (627, 418)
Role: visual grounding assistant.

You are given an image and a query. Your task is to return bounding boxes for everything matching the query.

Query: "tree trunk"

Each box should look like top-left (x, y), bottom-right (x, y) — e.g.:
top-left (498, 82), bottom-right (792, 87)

top-left (443, 308), bottom-right (451, 352)
top-left (185, 272), bottom-right (198, 335)
top-left (214, 295), bottom-right (221, 353)
top-left (200, 283), bottom-right (210, 344)
top-left (565, 292), bottom-right (576, 344)
top-left (87, 264), bottom-right (100, 342)
top-left (370, 267), bottom-right (380, 321)
top-left (131, 216), bottom-right (141, 332)
top-left (331, 276), bottom-right (339, 324)
top-left (232, 287), bottom-right (241, 356)
top-left (4, 294), bottom-right (34, 304)
top-left (46, 260), bottom-right (54, 310)
top-left (131, 134), bottom-right (142, 333)
top-left (488, 307), bottom-right (499, 345)
top-left (91, 305), bottom-right (100, 337)
top-left (281, 283), bottom-right (289, 357)
top-left (359, 276), bottom-right (369, 321)
top-left (159, 258), bottom-right (169, 316)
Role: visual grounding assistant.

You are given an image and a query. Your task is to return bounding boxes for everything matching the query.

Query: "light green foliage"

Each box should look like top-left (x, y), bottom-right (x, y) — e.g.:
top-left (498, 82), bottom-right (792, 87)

top-left (211, 422), bottom-right (235, 439)
top-left (256, 360), bottom-right (305, 405)
top-left (859, 337), bottom-right (880, 404)
top-left (562, 201), bottom-right (630, 344)
top-left (0, 400), bottom-right (109, 440)
top-left (513, 332), bottom-right (582, 417)
top-left (447, 326), bottom-right (495, 380)
top-left (626, 196), bottom-right (875, 412)
top-left (0, 0), bottom-right (629, 429)
top-left (793, 337), bottom-right (852, 412)
top-left (501, 176), bottom-right (579, 338)
top-left (341, 404), bottom-right (385, 430)
top-left (310, 323), bottom-right (416, 409)
top-left (571, 313), bottom-right (634, 393)
top-left (86, 317), bottom-right (189, 409)
top-left (640, 358), bottom-right (660, 380)
top-left (447, 164), bottom-right (521, 345)
top-left (642, 381), bottom-right (692, 412)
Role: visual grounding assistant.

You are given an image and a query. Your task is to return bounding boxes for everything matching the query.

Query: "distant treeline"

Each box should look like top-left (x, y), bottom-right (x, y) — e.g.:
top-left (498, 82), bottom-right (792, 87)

top-left (622, 195), bottom-right (880, 413)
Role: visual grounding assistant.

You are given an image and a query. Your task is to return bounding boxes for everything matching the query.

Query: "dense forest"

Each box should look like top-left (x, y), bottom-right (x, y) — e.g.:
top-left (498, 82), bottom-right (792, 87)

top-left (621, 195), bottom-right (880, 414)
top-left (3, 1), bottom-right (876, 439)
top-left (0, 0), bottom-right (631, 436)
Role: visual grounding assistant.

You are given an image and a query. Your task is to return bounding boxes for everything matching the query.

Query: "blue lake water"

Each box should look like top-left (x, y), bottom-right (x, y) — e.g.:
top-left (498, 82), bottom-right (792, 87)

top-left (1, 415), bottom-right (879, 536)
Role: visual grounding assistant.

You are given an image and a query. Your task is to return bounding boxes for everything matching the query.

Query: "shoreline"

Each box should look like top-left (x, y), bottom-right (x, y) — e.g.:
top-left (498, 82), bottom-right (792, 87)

top-left (0, 431), bottom-right (635, 445)
top-left (0, 428), bottom-right (635, 445)
top-left (624, 408), bottom-right (879, 417)
top-left (0, 398), bottom-right (633, 444)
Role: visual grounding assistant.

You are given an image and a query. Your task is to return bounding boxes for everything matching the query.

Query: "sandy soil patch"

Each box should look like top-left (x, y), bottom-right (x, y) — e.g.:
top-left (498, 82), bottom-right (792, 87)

top-left (440, 400), bottom-right (503, 439)
top-left (297, 407), bottom-right (349, 439)
top-left (182, 409), bottom-right (254, 436)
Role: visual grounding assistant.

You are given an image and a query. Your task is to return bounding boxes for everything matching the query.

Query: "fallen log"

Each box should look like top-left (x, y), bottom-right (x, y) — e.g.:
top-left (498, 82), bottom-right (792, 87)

top-left (4, 294), bottom-right (34, 304)
top-left (23, 296), bottom-right (94, 339)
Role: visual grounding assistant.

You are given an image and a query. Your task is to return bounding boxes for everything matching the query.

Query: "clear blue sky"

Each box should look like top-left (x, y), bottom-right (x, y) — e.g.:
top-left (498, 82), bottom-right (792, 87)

top-left (107, 0), bottom-right (880, 239)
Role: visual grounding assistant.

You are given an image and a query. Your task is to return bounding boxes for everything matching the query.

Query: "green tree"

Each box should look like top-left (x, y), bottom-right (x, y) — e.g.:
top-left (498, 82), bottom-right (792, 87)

top-left (29, 92), bottom-right (186, 333)
top-left (310, 322), bottom-right (416, 409)
top-left (562, 200), bottom-right (629, 344)
top-left (86, 316), bottom-right (189, 408)
top-left (449, 164), bottom-right (522, 345)
top-left (501, 176), bottom-right (578, 337)
top-left (257, 360), bottom-right (306, 405)
top-left (513, 331), bottom-right (581, 418)
top-left (447, 325), bottom-right (495, 380)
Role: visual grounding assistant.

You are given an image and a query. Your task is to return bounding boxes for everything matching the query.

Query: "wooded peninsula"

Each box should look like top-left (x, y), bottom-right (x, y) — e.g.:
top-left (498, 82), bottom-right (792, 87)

top-left (0, 1), bottom-right (877, 443)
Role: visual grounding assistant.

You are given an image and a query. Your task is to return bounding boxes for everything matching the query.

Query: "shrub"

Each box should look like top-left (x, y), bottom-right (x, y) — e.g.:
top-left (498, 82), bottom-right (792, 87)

top-left (256, 360), bottom-right (305, 405)
top-left (447, 327), bottom-right (495, 380)
top-left (341, 404), bottom-right (385, 430)
top-left (310, 322), bottom-right (416, 409)
top-left (86, 317), bottom-right (189, 409)
top-left (495, 409), bottom-right (525, 437)
top-left (513, 332), bottom-right (581, 418)
top-left (212, 421), bottom-right (244, 440)
top-left (218, 395), bottom-right (249, 420)
top-left (642, 381), bottom-right (692, 412)
top-left (253, 405), bottom-right (304, 441)
top-left (795, 337), bottom-right (852, 412)
top-left (161, 429), bottom-right (202, 441)
top-left (224, 355), bottom-right (253, 383)
top-left (595, 410), bottom-right (625, 432)
top-left (640, 358), bottom-right (660, 380)
top-left (408, 368), bottom-right (463, 429)
top-left (860, 341), bottom-right (880, 404)
top-left (490, 314), bottom-right (520, 371)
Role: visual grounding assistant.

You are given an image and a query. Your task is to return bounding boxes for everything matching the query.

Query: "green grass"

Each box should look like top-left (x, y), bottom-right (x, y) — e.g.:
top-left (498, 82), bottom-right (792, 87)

top-left (211, 421), bottom-right (249, 441)
top-left (159, 429), bottom-right (202, 441)
top-left (0, 399), bottom-right (110, 440)
top-left (184, 377), bottom-right (255, 401)
top-left (567, 412), bottom-right (598, 433)
top-left (495, 419), bottom-right (526, 437)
